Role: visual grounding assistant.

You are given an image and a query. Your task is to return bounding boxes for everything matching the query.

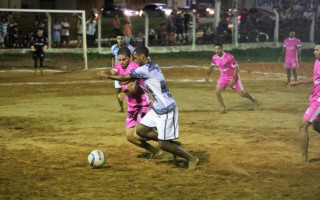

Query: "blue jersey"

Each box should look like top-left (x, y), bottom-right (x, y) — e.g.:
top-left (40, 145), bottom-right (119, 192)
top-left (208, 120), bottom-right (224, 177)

top-left (130, 61), bottom-right (176, 115)
top-left (110, 44), bottom-right (134, 64)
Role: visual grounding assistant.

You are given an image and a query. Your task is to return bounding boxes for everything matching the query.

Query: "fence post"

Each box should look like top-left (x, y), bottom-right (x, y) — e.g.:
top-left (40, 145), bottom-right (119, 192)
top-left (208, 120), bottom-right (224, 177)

top-left (273, 8), bottom-right (279, 43)
top-left (143, 12), bottom-right (149, 48)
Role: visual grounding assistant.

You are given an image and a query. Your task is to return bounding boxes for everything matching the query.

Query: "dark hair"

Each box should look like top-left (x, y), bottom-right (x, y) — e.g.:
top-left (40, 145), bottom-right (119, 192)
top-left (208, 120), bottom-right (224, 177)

top-left (134, 46), bottom-right (149, 57)
top-left (214, 43), bottom-right (223, 48)
top-left (117, 47), bottom-right (131, 57)
top-left (117, 32), bottom-right (124, 37)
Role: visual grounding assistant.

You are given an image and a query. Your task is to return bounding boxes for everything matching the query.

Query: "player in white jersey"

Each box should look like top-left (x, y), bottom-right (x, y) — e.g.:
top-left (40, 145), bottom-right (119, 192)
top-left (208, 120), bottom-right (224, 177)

top-left (98, 46), bottom-right (199, 170)
top-left (279, 30), bottom-right (301, 84)
top-left (110, 33), bottom-right (134, 112)
top-left (288, 42), bottom-right (320, 162)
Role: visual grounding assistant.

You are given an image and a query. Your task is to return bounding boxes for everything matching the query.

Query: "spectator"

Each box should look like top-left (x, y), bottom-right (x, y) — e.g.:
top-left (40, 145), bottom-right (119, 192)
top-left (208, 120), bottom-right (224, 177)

top-left (122, 19), bottom-right (132, 45)
top-left (112, 14), bottom-right (122, 35)
top-left (0, 17), bottom-right (9, 48)
top-left (303, 9), bottom-right (313, 25)
top-left (86, 16), bottom-right (96, 47)
top-left (136, 30), bottom-right (144, 47)
top-left (156, 23), bottom-right (166, 45)
top-left (175, 12), bottom-right (184, 43)
top-left (76, 19), bottom-right (83, 48)
top-left (148, 26), bottom-right (156, 46)
top-left (167, 13), bottom-right (176, 45)
top-left (52, 18), bottom-right (61, 48)
top-left (7, 18), bottom-right (19, 48)
top-left (60, 17), bottom-right (70, 47)
top-left (184, 12), bottom-right (191, 41)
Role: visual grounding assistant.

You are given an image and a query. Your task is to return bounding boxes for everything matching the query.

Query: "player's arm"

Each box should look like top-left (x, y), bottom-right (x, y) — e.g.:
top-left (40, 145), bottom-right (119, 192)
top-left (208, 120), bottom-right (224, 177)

top-left (111, 57), bottom-right (115, 67)
top-left (205, 65), bottom-right (215, 82)
top-left (298, 46), bottom-right (302, 62)
top-left (279, 47), bottom-right (285, 61)
top-left (288, 76), bottom-right (313, 89)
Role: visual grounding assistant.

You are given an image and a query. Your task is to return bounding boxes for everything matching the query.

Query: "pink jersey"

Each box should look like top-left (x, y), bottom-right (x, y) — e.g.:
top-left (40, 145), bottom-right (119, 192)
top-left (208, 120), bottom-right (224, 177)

top-left (211, 52), bottom-right (238, 76)
top-left (112, 62), bottom-right (152, 110)
top-left (309, 59), bottom-right (320, 102)
top-left (283, 37), bottom-right (301, 61)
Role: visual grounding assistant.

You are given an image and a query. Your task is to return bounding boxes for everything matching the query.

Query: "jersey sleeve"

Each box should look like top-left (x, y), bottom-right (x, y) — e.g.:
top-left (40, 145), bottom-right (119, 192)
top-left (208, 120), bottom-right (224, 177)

top-left (211, 56), bottom-right (216, 67)
top-left (230, 55), bottom-right (238, 68)
top-left (110, 45), bottom-right (115, 57)
top-left (112, 63), bottom-right (120, 74)
top-left (130, 66), bottom-right (148, 79)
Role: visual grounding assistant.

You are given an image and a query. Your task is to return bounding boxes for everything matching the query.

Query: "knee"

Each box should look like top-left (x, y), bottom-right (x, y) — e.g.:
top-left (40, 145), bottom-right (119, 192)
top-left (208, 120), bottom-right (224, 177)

top-left (215, 89), bottom-right (221, 96)
top-left (158, 140), bottom-right (170, 150)
top-left (239, 91), bottom-right (246, 97)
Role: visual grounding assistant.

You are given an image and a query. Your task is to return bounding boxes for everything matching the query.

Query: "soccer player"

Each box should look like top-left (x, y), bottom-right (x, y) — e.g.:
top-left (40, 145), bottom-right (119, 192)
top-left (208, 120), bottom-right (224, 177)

top-left (206, 43), bottom-right (259, 114)
top-left (98, 46), bottom-right (199, 170)
top-left (111, 33), bottom-right (134, 112)
top-left (279, 30), bottom-right (301, 84)
top-left (30, 28), bottom-right (48, 75)
top-left (288, 42), bottom-right (320, 162)
top-left (98, 47), bottom-right (160, 157)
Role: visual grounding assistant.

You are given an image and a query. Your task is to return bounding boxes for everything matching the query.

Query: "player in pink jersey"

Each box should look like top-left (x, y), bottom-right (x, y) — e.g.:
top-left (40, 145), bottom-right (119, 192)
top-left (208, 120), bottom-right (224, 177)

top-left (98, 47), bottom-right (161, 158)
top-left (279, 31), bottom-right (301, 84)
top-left (288, 42), bottom-right (320, 162)
top-left (206, 43), bottom-right (259, 114)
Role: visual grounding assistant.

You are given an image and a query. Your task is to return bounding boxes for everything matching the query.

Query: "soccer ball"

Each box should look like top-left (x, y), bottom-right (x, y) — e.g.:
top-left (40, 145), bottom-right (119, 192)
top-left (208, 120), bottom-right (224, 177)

top-left (88, 150), bottom-right (106, 168)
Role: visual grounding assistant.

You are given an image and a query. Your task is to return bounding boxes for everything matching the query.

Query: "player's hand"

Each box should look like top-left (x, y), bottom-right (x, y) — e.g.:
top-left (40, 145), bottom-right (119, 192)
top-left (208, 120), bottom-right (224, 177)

top-left (31, 46), bottom-right (36, 51)
top-left (288, 81), bottom-right (298, 90)
top-left (97, 71), bottom-right (110, 79)
top-left (118, 92), bottom-right (126, 101)
top-left (42, 46), bottom-right (47, 50)
top-left (228, 80), bottom-right (235, 87)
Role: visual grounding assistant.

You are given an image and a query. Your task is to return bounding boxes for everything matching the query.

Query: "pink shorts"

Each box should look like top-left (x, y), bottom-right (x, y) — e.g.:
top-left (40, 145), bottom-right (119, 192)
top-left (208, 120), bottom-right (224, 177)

top-left (284, 58), bottom-right (298, 69)
top-left (217, 74), bottom-right (244, 92)
top-left (126, 107), bottom-right (149, 129)
top-left (303, 101), bottom-right (320, 122)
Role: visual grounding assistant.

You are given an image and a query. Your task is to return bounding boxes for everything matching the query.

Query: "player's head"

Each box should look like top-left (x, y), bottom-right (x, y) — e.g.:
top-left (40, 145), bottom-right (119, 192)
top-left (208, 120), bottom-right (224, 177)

top-left (37, 28), bottom-right (44, 36)
top-left (214, 43), bottom-right (223, 56)
top-left (315, 41), bottom-right (320, 60)
top-left (134, 46), bottom-right (149, 66)
top-left (117, 47), bottom-right (131, 68)
top-left (289, 30), bottom-right (295, 38)
top-left (116, 33), bottom-right (125, 46)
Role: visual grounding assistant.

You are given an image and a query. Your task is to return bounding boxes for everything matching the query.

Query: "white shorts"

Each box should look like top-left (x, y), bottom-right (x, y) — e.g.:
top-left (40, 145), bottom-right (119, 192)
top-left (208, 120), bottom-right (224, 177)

top-left (114, 80), bottom-right (122, 89)
top-left (140, 107), bottom-right (179, 141)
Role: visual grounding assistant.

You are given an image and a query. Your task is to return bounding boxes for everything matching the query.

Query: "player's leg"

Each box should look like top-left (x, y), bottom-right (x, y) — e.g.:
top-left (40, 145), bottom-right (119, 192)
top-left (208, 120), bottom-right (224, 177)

top-left (114, 81), bottom-right (123, 112)
top-left (299, 119), bottom-right (311, 162)
top-left (39, 51), bottom-right (44, 75)
top-left (234, 76), bottom-right (259, 110)
top-left (32, 52), bottom-right (38, 74)
top-left (215, 86), bottom-right (227, 113)
top-left (312, 121), bottom-right (320, 133)
top-left (286, 68), bottom-right (291, 84)
top-left (126, 127), bottom-right (159, 155)
top-left (292, 68), bottom-right (297, 81)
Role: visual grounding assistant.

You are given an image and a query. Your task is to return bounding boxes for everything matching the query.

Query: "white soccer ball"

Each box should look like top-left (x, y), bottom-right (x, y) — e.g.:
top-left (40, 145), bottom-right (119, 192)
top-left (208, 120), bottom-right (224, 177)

top-left (88, 150), bottom-right (106, 168)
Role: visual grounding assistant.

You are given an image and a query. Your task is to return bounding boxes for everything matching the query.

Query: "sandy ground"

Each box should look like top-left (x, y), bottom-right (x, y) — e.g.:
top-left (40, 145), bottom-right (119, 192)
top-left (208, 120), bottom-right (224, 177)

top-left (1, 59), bottom-right (320, 200)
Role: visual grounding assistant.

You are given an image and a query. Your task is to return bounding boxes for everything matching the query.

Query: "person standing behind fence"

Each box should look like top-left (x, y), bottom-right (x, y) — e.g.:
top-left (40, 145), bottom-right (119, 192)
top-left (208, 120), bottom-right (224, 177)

top-left (31, 28), bottom-right (48, 75)
top-left (60, 17), bottom-right (70, 47)
top-left (279, 30), bottom-right (301, 84)
top-left (112, 14), bottom-right (121, 35)
top-left (86, 16), bottom-right (96, 47)
top-left (122, 19), bottom-right (132, 45)
top-left (76, 19), bottom-right (83, 48)
top-left (0, 17), bottom-right (9, 48)
top-left (52, 19), bottom-right (61, 48)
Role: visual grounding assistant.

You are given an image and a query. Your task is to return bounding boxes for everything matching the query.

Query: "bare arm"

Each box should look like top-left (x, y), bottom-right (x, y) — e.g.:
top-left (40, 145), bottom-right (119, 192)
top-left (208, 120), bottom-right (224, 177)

top-left (288, 76), bottom-right (313, 89)
top-left (298, 46), bottom-right (302, 62)
top-left (111, 57), bottom-right (115, 68)
top-left (279, 47), bottom-right (285, 61)
top-left (205, 65), bottom-right (214, 83)
top-left (98, 71), bottom-right (134, 82)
